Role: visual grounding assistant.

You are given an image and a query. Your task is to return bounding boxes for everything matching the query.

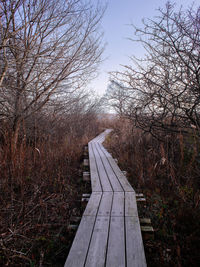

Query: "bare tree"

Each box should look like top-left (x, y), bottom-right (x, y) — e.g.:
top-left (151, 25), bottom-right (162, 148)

top-left (104, 80), bottom-right (131, 116)
top-left (0, 1), bottom-right (23, 87)
top-left (0, 0), bottom-right (105, 148)
top-left (108, 2), bottom-right (200, 137)
top-left (23, 88), bottom-right (102, 144)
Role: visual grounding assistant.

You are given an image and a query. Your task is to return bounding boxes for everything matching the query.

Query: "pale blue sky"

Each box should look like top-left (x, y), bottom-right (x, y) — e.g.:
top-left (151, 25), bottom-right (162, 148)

top-left (88, 0), bottom-right (197, 96)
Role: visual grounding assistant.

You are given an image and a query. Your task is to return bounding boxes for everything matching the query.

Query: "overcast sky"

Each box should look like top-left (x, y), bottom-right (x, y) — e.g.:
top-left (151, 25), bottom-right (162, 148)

top-left (88, 0), bottom-right (198, 96)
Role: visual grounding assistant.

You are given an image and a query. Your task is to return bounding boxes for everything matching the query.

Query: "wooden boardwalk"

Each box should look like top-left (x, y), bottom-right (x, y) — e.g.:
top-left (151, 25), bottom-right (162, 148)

top-left (65, 129), bottom-right (146, 267)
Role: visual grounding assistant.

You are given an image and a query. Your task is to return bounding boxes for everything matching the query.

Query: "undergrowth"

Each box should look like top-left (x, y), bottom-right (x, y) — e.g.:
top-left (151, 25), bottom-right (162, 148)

top-left (104, 118), bottom-right (200, 267)
top-left (0, 123), bottom-right (99, 266)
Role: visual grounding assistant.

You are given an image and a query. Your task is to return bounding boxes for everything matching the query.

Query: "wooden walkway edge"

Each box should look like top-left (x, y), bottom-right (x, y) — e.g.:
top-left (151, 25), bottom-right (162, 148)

top-left (64, 129), bottom-right (147, 267)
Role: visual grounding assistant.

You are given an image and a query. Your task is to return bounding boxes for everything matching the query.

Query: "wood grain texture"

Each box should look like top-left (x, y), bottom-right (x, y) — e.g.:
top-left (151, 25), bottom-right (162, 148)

top-left (111, 192), bottom-right (124, 217)
top-left (95, 143), bottom-right (123, 192)
top-left (83, 192), bottom-right (102, 216)
top-left (125, 192), bottom-right (138, 217)
top-left (126, 216), bottom-right (147, 267)
top-left (85, 216), bottom-right (110, 267)
top-left (92, 142), bottom-right (113, 192)
top-left (64, 216), bottom-right (95, 267)
top-left (107, 156), bottom-right (134, 192)
top-left (98, 192), bottom-right (113, 216)
top-left (65, 129), bottom-right (146, 267)
top-left (106, 216), bottom-right (126, 267)
top-left (99, 145), bottom-right (112, 158)
top-left (88, 142), bottom-right (102, 192)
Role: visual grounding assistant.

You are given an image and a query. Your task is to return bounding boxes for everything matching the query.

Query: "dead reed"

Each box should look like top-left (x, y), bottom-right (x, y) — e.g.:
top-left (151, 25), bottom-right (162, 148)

top-left (104, 117), bottom-right (200, 267)
top-left (0, 121), bottom-right (100, 266)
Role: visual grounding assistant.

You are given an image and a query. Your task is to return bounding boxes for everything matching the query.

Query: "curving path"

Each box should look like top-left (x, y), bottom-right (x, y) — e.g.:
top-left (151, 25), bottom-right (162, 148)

top-left (64, 129), bottom-right (146, 267)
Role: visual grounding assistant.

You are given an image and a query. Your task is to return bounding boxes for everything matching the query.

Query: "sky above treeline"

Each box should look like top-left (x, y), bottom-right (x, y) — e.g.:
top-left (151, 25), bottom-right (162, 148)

top-left (88, 0), bottom-right (198, 96)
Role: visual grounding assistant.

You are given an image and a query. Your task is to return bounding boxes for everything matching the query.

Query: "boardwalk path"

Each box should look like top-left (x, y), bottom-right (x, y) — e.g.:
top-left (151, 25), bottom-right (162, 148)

top-left (65, 129), bottom-right (146, 267)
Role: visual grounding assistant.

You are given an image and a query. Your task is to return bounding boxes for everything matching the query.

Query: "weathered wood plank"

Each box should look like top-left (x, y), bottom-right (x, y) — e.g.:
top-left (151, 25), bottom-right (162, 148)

top-left (83, 158), bottom-right (89, 166)
top-left (98, 192), bottom-right (113, 216)
top-left (65, 129), bottom-right (147, 267)
top-left (106, 156), bottom-right (134, 192)
top-left (125, 192), bottom-right (138, 217)
top-left (92, 142), bottom-right (113, 192)
top-left (106, 216), bottom-right (125, 267)
top-left (96, 136), bottom-right (104, 143)
top-left (126, 216), bottom-right (147, 267)
top-left (88, 142), bottom-right (102, 192)
top-left (95, 129), bottom-right (112, 144)
top-left (83, 171), bottom-right (90, 181)
top-left (141, 225), bottom-right (154, 240)
top-left (99, 145), bottom-right (112, 158)
top-left (83, 192), bottom-right (102, 216)
top-left (64, 216), bottom-right (96, 267)
top-left (111, 192), bottom-right (124, 216)
top-left (95, 143), bottom-right (123, 192)
top-left (93, 136), bottom-right (102, 143)
top-left (93, 132), bottom-right (104, 143)
top-left (85, 216), bottom-right (110, 267)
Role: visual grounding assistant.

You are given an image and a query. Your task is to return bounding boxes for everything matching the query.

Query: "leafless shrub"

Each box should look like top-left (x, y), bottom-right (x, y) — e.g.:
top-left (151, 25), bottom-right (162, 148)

top-left (106, 2), bottom-right (200, 138)
top-left (0, 0), bottom-right (105, 148)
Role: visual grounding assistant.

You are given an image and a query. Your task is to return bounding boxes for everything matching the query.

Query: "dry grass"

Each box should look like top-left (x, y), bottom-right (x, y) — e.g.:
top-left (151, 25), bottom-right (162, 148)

top-left (0, 123), bottom-right (100, 266)
top-left (104, 117), bottom-right (200, 267)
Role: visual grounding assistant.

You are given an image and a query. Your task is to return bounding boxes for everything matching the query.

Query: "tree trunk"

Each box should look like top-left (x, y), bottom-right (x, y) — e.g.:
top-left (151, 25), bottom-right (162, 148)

top-left (11, 118), bottom-right (21, 154)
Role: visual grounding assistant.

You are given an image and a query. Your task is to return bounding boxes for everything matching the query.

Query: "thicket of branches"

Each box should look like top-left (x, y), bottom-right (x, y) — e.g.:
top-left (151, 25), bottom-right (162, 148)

top-left (104, 4), bottom-right (200, 265)
top-left (105, 2), bottom-right (200, 138)
top-left (0, 0), bottom-right (104, 148)
top-left (0, 1), bottom-right (105, 265)
top-left (105, 118), bottom-right (200, 266)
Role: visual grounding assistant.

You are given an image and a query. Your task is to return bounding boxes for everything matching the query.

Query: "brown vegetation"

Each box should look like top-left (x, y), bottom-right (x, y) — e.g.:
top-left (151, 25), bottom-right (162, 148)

top-left (1, 1), bottom-right (200, 266)
top-left (0, 1), bottom-right (105, 264)
top-left (104, 117), bottom-right (200, 267)
top-left (104, 4), bottom-right (200, 264)
top-left (0, 112), bottom-right (100, 266)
